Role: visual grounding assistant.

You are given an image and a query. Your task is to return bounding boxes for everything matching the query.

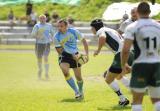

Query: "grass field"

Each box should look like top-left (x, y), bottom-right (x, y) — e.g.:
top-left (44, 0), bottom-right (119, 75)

top-left (0, 49), bottom-right (154, 111)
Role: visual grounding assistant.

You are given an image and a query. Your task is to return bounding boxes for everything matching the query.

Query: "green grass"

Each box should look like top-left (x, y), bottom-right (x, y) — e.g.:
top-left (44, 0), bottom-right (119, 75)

top-left (1, 0), bottom-right (160, 21)
top-left (0, 50), bottom-right (154, 111)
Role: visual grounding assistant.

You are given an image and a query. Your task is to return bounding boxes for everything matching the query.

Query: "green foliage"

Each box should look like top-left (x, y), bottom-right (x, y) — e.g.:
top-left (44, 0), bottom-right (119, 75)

top-left (0, 0), bottom-right (160, 21)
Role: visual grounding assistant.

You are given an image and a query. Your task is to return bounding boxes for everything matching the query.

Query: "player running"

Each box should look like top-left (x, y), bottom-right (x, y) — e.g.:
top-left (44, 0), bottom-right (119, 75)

top-left (54, 19), bottom-right (89, 99)
top-left (90, 19), bottom-right (134, 106)
top-left (31, 14), bottom-right (55, 80)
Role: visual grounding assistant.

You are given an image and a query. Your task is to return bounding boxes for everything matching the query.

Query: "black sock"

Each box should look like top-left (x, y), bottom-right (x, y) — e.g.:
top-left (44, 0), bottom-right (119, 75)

top-left (115, 90), bottom-right (122, 96)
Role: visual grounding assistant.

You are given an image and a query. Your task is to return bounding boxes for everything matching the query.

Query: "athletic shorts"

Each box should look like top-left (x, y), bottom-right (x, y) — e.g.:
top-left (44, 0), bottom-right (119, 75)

top-left (59, 51), bottom-right (81, 68)
top-left (35, 43), bottom-right (50, 58)
top-left (109, 51), bottom-right (134, 74)
top-left (130, 63), bottom-right (160, 88)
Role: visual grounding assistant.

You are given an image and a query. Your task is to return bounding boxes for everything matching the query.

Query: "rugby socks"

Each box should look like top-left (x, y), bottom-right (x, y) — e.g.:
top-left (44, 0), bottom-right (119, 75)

top-left (109, 80), bottom-right (125, 100)
top-left (44, 63), bottom-right (49, 79)
top-left (155, 101), bottom-right (160, 111)
top-left (38, 61), bottom-right (42, 78)
top-left (65, 75), bottom-right (79, 94)
top-left (77, 80), bottom-right (83, 94)
top-left (132, 104), bottom-right (142, 111)
top-left (120, 76), bottom-right (130, 88)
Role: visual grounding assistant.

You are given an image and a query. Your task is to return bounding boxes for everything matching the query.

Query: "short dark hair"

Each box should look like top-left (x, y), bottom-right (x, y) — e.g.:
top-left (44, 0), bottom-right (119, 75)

top-left (90, 19), bottom-right (104, 31)
top-left (137, 2), bottom-right (151, 15)
top-left (58, 19), bottom-right (68, 26)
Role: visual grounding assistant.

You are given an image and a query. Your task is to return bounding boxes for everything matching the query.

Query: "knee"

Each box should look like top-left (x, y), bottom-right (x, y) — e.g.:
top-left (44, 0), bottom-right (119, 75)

top-left (38, 58), bottom-right (42, 63)
top-left (76, 76), bottom-right (82, 81)
top-left (116, 75), bottom-right (123, 80)
top-left (105, 76), bottom-right (113, 84)
top-left (105, 72), bottom-right (117, 84)
top-left (44, 57), bottom-right (48, 62)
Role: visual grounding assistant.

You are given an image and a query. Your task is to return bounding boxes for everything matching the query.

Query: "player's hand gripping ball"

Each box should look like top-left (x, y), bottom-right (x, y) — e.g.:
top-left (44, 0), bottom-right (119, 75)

top-left (78, 54), bottom-right (88, 65)
top-left (74, 54), bottom-right (88, 65)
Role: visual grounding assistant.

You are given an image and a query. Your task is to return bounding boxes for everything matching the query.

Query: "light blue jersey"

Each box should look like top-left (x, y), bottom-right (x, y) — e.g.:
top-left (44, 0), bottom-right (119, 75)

top-left (54, 28), bottom-right (84, 54)
top-left (31, 23), bottom-right (55, 44)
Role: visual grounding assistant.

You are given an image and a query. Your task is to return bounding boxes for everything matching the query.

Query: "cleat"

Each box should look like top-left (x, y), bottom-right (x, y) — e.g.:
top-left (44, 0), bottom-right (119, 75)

top-left (75, 93), bottom-right (81, 99)
top-left (119, 98), bottom-right (130, 107)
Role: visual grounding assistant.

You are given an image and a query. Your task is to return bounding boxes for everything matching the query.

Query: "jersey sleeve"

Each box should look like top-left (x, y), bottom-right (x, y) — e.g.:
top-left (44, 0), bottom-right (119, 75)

top-left (54, 35), bottom-right (61, 48)
top-left (96, 30), bottom-right (106, 38)
top-left (123, 25), bottom-right (134, 40)
top-left (50, 25), bottom-right (55, 37)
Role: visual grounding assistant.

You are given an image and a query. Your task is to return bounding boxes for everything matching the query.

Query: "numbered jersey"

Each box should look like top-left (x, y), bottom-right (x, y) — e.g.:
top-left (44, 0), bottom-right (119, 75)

top-left (96, 27), bottom-right (124, 54)
top-left (124, 18), bottom-right (160, 63)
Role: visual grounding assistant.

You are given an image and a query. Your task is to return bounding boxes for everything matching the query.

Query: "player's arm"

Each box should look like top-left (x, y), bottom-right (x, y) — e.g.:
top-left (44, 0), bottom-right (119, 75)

top-left (75, 29), bottom-right (89, 61)
top-left (75, 30), bottom-right (89, 55)
top-left (121, 39), bottom-right (133, 68)
top-left (54, 36), bottom-right (63, 55)
top-left (121, 25), bottom-right (134, 71)
top-left (50, 25), bottom-right (56, 43)
top-left (93, 36), bottom-right (106, 56)
top-left (81, 38), bottom-right (89, 56)
top-left (31, 25), bottom-right (38, 38)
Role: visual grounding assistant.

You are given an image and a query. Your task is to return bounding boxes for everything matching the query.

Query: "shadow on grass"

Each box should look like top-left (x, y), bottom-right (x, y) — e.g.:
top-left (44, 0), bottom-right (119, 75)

top-left (97, 105), bottom-right (131, 111)
top-left (60, 98), bottom-right (84, 103)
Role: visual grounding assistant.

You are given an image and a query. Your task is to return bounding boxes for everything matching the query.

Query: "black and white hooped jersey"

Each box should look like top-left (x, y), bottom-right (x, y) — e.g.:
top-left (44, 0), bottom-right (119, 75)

top-left (124, 18), bottom-right (160, 63)
top-left (96, 27), bottom-right (124, 54)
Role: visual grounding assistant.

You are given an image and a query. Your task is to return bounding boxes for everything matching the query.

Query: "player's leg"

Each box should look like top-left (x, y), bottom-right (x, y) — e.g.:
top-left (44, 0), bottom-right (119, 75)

top-left (105, 71), bottom-right (129, 106)
top-left (35, 43), bottom-right (43, 79)
top-left (131, 89), bottom-right (144, 111)
top-left (73, 67), bottom-right (84, 98)
top-left (105, 52), bottom-right (129, 106)
top-left (117, 73), bottom-right (130, 88)
top-left (43, 43), bottom-right (50, 79)
top-left (148, 87), bottom-right (160, 111)
top-left (130, 63), bottom-right (149, 111)
top-left (148, 63), bottom-right (160, 111)
top-left (60, 62), bottom-right (79, 98)
top-left (118, 51), bottom-right (135, 88)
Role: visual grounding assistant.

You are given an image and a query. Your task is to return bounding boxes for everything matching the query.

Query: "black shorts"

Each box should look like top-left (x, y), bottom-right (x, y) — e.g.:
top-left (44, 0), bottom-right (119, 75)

top-left (59, 51), bottom-right (81, 68)
top-left (109, 51), bottom-right (134, 74)
top-left (35, 43), bottom-right (50, 58)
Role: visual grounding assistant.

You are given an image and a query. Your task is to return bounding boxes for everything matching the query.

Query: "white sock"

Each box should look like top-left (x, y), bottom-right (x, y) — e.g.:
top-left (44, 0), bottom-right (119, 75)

top-left (109, 80), bottom-right (120, 91)
top-left (44, 64), bottom-right (49, 75)
top-left (109, 80), bottom-right (126, 100)
top-left (155, 101), bottom-right (160, 111)
top-left (120, 76), bottom-right (130, 88)
top-left (38, 62), bottom-right (42, 71)
top-left (132, 104), bottom-right (142, 111)
top-left (38, 62), bottom-right (42, 78)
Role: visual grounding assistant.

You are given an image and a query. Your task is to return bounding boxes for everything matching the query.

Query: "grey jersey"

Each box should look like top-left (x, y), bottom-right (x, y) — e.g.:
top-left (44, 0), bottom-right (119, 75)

top-left (124, 18), bottom-right (160, 63)
top-left (96, 27), bottom-right (124, 54)
top-left (119, 19), bottom-right (134, 33)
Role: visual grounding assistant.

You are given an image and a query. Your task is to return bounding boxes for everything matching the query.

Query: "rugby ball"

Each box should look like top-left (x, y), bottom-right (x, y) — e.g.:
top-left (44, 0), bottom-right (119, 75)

top-left (78, 54), bottom-right (88, 65)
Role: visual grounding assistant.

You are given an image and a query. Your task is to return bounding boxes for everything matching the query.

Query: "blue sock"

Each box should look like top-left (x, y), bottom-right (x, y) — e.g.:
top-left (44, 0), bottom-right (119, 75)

top-left (66, 76), bottom-right (79, 94)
